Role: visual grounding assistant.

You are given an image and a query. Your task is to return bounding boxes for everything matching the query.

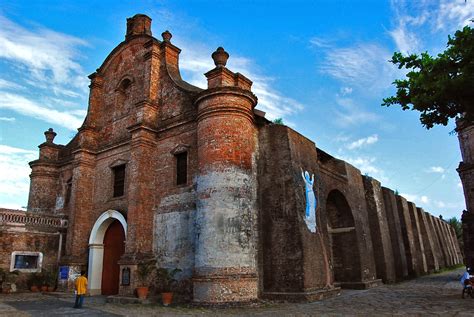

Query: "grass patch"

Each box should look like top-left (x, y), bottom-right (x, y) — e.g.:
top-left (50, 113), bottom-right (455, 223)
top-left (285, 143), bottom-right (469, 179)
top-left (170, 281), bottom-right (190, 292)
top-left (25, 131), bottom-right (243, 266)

top-left (433, 264), bottom-right (464, 274)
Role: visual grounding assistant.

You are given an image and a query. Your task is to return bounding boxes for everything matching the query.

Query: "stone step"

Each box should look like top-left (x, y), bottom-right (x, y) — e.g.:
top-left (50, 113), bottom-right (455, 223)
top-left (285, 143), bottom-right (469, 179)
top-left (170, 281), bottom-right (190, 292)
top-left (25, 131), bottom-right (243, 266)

top-left (106, 295), bottom-right (152, 304)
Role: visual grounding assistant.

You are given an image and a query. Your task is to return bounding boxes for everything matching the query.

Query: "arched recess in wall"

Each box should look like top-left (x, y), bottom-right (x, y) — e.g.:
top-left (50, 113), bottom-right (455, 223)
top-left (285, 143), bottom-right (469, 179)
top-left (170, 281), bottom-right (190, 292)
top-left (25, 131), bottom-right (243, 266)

top-left (88, 210), bottom-right (127, 296)
top-left (326, 190), bottom-right (361, 283)
top-left (115, 76), bottom-right (133, 117)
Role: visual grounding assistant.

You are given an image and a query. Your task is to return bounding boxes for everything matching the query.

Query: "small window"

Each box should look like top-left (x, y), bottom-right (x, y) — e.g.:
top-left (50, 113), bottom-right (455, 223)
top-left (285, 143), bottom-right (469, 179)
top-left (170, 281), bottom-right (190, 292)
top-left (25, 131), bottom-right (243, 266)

top-left (10, 251), bottom-right (43, 272)
top-left (176, 152), bottom-right (188, 185)
top-left (65, 178), bottom-right (72, 205)
top-left (15, 255), bottom-right (38, 269)
top-left (113, 165), bottom-right (126, 197)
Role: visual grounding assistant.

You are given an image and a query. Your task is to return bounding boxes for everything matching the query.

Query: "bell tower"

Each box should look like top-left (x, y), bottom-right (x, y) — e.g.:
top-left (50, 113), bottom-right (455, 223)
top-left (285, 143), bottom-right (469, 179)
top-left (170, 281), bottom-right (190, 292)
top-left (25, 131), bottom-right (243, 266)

top-left (193, 47), bottom-right (259, 303)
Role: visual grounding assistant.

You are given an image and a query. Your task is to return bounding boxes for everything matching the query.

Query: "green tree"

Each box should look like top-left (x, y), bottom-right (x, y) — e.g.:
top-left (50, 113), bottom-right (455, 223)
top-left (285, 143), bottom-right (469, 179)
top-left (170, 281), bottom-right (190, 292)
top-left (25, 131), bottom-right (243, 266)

top-left (273, 118), bottom-right (284, 125)
top-left (382, 26), bottom-right (474, 129)
top-left (448, 216), bottom-right (463, 250)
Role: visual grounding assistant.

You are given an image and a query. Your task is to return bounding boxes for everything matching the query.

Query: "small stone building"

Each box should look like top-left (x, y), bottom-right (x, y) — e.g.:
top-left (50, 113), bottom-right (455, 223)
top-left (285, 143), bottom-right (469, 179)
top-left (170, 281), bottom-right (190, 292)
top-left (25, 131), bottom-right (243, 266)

top-left (0, 14), bottom-right (462, 303)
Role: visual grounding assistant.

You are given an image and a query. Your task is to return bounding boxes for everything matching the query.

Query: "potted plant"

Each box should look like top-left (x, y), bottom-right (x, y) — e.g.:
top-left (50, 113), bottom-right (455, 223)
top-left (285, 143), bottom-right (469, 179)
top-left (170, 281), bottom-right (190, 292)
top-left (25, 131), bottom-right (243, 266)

top-left (0, 269), bottom-right (19, 294)
top-left (39, 271), bottom-right (48, 292)
top-left (27, 272), bottom-right (41, 292)
top-left (155, 267), bottom-right (182, 306)
top-left (135, 260), bottom-right (155, 299)
top-left (45, 268), bottom-right (58, 291)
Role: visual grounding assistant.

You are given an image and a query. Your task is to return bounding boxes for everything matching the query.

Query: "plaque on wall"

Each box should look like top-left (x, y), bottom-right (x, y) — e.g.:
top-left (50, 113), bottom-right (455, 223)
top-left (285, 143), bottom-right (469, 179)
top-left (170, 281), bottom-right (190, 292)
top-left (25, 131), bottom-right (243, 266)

top-left (122, 267), bottom-right (130, 286)
top-left (59, 266), bottom-right (69, 280)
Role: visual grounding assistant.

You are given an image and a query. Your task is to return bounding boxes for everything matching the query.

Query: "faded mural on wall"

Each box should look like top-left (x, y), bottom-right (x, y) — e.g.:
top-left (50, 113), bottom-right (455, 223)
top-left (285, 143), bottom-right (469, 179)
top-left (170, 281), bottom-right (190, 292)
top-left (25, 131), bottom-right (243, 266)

top-left (302, 169), bottom-right (317, 233)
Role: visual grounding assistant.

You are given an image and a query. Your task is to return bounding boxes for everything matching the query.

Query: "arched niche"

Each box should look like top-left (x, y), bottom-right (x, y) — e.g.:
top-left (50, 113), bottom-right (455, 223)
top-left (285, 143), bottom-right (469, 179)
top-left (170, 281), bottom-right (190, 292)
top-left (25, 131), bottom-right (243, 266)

top-left (326, 190), bottom-right (361, 283)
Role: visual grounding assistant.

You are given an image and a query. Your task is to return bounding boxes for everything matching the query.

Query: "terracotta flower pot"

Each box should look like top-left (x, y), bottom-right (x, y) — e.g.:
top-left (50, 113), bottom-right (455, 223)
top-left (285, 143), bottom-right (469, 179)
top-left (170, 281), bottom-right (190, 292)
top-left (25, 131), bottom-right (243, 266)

top-left (47, 286), bottom-right (55, 292)
top-left (30, 285), bottom-right (39, 292)
top-left (41, 285), bottom-right (48, 292)
top-left (161, 292), bottom-right (173, 306)
top-left (136, 286), bottom-right (149, 299)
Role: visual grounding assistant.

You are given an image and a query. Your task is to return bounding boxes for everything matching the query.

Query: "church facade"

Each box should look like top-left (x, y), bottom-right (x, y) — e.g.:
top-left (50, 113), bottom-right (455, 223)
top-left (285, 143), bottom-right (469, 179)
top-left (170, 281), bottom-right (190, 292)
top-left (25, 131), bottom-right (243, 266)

top-left (0, 14), bottom-right (463, 303)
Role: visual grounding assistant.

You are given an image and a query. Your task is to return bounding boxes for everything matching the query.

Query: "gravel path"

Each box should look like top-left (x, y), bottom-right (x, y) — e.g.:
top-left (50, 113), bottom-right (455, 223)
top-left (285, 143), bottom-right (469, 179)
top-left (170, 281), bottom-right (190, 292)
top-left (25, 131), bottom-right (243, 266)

top-left (1, 268), bottom-right (472, 316)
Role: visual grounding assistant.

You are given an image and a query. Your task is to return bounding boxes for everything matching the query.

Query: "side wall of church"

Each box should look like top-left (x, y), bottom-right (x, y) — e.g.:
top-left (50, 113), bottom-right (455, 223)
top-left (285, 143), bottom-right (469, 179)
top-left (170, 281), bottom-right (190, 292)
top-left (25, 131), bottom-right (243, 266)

top-left (258, 125), bottom-right (334, 300)
top-left (259, 124), bottom-right (462, 295)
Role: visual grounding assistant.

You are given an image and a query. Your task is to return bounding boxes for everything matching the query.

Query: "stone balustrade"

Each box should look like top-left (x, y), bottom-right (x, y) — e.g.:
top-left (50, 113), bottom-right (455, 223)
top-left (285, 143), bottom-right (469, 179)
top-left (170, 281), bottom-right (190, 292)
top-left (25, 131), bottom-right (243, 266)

top-left (0, 209), bottom-right (68, 228)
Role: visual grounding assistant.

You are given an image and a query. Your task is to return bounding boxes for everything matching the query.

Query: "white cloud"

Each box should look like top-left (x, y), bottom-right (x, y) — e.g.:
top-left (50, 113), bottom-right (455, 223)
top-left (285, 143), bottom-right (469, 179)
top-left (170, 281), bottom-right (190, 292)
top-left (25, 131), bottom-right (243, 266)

top-left (347, 134), bottom-right (379, 150)
top-left (0, 15), bottom-right (89, 94)
top-left (458, 181), bottom-right (464, 189)
top-left (434, 200), bottom-right (465, 211)
top-left (0, 92), bottom-right (84, 130)
top-left (428, 166), bottom-right (445, 173)
top-left (0, 203), bottom-right (26, 210)
top-left (333, 97), bottom-right (380, 127)
top-left (309, 37), bottom-right (333, 48)
top-left (389, 22), bottom-right (421, 55)
top-left (338, 155), bottom-right (384, 179)
top-left (420, 195), bottom-right (429, 204)
top-left (397, 193), bottom-right (464, 214)
top-left (388, 0), bottom-right (429, 54)
top-left (177, 39), bottom-right (304, 120)
top-left (339, 87), bottom-right (353, 96)
top-left (348, 157), bottom-right (380, 175)
top-left (401, 193), bottom-right (417, 203)
top-left (400, 193), bottom-right (430, 206)
top-left (0, 78), bottom-right (24, 90)
top-left (334, 133), bottom-right (352, 143)
top-left (319, 43), bottom-right (399, 91)
top-left (436, 0), bottom-right (474, 31)
top-left (389, 0), bottom-right (474, 55)
top-left (0, 145), bottom-right (36, 199)
top-left (0, 117), bottom-right (15, 122)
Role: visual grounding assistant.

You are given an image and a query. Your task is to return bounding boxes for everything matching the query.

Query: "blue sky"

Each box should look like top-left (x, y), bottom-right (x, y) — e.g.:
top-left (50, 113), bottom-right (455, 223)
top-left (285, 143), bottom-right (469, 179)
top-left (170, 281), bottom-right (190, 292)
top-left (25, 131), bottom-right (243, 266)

top-left (0, 0), bottom-right (472, 219)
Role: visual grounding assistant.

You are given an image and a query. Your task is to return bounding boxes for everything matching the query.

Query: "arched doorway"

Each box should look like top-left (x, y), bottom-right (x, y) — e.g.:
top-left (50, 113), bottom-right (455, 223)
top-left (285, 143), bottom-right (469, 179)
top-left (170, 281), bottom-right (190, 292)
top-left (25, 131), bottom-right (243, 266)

top-left (101, 220), bottom-right (125, 294)
top-left (88, 210), bottom-right (127, 295)
top-left (326, 190), bottom-right (361, 284)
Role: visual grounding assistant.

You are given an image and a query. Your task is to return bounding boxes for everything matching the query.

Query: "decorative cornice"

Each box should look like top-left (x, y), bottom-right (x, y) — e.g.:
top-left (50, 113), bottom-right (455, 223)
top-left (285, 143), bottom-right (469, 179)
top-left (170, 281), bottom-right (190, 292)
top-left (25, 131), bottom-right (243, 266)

top-left (130, 137), bottom-right (157, 149)
top-left (134, 99), bottom-right (159, 110)
top-left (143, 50), bottom-right (161, 61)
top-left (88, 72), bottom-right (104, 89)
top-left (170, 144), bottom-right (190, 155)
top-left (109, 158), bottom-right (129, 168)
top-left (196, 105), bottom-right (255, 125)
top-left (127, 123), bottom-right (158, 135)
top-left (29, 160), bottom-right (60, 168)
top-left (29, 170), bottom-right (59, 179)
top-left (143, 39), bottom-right (156, 49)
top-left (160, 41), bottom-right (181, 54)
top-left (71, 148), bottom-right (97, 156)
top-left (195, 87), bottom-right (258, 106)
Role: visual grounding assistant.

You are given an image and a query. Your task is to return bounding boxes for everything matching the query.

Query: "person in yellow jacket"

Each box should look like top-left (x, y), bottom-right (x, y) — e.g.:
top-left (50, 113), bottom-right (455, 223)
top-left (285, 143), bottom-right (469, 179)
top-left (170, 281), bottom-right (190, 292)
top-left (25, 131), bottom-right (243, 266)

top-left (73, 271), bottom-right (88, 309)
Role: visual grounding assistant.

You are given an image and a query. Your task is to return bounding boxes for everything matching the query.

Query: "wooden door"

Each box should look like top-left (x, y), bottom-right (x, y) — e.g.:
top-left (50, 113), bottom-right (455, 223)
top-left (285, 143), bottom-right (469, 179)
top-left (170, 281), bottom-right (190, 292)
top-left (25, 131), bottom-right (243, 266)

top-left (101, 220), bottom-right (125, 295)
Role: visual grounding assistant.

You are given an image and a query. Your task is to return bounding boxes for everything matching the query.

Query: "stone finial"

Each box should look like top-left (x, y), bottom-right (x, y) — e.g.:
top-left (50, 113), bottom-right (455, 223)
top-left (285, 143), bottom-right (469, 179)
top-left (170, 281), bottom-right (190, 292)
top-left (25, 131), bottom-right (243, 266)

top-left (44, 128), bottom-right (57, 143)
top-left (126, 14), bottom-right (152, 40)
top-left (162, 30), bottom-right (172, 43)
top-left (211, 47), bottom-right (229, 67)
